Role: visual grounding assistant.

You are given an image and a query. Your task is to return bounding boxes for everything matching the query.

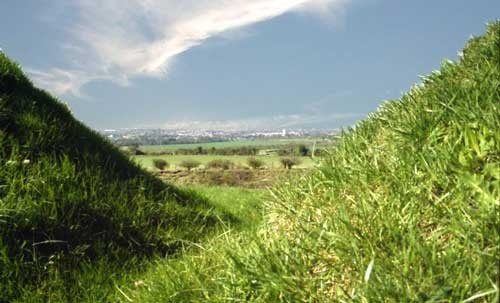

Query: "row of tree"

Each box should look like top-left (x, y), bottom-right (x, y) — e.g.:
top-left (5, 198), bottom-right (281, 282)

top-left (174, 146), bottom-right (259, 156)
top-left (152, 157), bottom-right (302, 171)
top-left (130, 144), bottom-right (325, 157)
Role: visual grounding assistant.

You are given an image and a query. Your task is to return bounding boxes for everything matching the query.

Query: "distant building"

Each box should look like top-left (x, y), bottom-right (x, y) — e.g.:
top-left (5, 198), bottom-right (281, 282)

top-left (282, 129), bottom-right (287, 137)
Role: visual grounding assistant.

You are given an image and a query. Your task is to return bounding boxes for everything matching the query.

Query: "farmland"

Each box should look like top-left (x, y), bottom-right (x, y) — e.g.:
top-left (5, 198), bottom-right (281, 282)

top-left (138, 138), bottom-right (331, 152)
top-left (132, 141), bottom-right (318, 188)
top-left (131, 138), bottom-right (322, 187)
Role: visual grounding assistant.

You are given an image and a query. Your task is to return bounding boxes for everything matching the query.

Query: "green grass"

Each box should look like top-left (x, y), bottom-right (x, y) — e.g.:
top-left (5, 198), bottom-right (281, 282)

top-left (139, 138), bottom-right (324, 152)
top-left (188, 186), bottom-right (267, 230)
top-left (133, 154), bottom-right (315, 170)
top-left (115, 21), bottom-right (500, 302)
top-left (10, 186), bottom-right (267, 302)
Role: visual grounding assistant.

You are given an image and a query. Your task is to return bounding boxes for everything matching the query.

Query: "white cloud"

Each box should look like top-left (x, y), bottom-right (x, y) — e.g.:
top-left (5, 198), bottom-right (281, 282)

top-left (30, 0), bottom-right (349, 96)
top-left (26, 68), bottom-right (91, 97)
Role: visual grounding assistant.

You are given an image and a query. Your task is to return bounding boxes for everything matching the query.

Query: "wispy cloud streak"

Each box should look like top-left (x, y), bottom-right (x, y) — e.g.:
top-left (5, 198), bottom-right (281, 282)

top-left (30, 0), bottom-right (349, 95)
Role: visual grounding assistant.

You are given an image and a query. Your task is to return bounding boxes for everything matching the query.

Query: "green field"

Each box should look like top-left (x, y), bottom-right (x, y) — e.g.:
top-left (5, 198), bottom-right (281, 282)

top-left (139, 138), bottom-right (328, 152)
top-left (190, 186), bottom-right (267, 230)
top-left (133, 154), bottom-right (316, 170)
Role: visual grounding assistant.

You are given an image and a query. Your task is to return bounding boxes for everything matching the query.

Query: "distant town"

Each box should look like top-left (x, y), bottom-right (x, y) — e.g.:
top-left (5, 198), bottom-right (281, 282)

top-left (99, 128), bottom-right (340, 146)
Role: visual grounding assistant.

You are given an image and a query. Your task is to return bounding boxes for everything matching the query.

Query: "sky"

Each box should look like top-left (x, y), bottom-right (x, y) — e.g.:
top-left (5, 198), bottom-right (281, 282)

top-left (1, 0), bottom-right (498, 130)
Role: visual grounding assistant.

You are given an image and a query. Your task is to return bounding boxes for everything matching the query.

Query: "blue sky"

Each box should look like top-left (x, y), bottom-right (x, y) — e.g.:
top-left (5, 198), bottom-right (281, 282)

top-left (1, 0), bottom-right (498, 130)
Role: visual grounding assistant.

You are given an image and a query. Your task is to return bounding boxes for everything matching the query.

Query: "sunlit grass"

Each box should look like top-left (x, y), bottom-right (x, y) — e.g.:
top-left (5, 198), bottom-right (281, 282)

top-left (117, 21), bottom-right (500, 302)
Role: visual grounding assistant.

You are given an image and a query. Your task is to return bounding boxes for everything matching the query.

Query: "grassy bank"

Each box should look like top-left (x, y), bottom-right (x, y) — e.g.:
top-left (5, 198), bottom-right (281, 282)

top-left (4, 186), bottom-right (266, 302)
top-left (118, 21), bottom-right (500, 302)
top-left (0, 52), bottom-right (233, 301)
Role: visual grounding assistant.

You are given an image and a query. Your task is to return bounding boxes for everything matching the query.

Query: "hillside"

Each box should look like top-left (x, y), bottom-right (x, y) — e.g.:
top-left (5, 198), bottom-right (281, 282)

top-left (0, 53), bottom-right (229, 301)
top-left (119, 22), bottom-right (499, 302)
top-left (259, 21), bottom-right (499, 301)
top-left (0, 21), bottom-right (498, 302)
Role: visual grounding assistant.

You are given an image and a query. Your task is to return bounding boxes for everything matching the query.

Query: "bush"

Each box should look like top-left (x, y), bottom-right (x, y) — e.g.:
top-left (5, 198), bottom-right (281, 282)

top-left (179, 159), bottom-right (201, 171)
top-left (297, 144), bottom-right (310, 156)
top-left (247, 157), bottom-right (264, 169)
top-left (152, 158), bottom-right (168, 171)
top-left (206, 159), bottom-right (234, 170)
top-left (280, 157), bottom-right (301, 169)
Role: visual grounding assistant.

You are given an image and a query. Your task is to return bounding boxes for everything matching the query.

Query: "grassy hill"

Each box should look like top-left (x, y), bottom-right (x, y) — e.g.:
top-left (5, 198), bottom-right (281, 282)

top-left (257, 21), bottom-right (499, 301)
top-left (0, 52), bottom-right (232, 301)
top-left (118, 22), bottom-right (499, 302)
top-left (0, 21), bottom-right (498, 302)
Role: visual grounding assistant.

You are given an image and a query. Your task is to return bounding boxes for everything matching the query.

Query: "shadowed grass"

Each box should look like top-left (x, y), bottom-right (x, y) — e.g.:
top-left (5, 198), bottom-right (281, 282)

top-left (0, 52), bottom-right (235, 301)
top-left (7, 186), bottom-right (266, 302)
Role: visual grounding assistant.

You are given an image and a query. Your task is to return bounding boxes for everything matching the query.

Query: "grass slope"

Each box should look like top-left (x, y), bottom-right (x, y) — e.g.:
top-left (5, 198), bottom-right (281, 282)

top-left (120, 22), bottom-right (499, 302)
top-left (0, 53), bottom-right (231, 301)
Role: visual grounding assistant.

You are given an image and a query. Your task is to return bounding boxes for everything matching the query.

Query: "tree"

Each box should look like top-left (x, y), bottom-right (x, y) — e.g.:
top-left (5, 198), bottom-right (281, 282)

top-left (179, 159), bottom-right (201, 171)
top-left (247, 157), bottom-right (264, 169)
top-left (128, 144), bottom-right (145, 155)
top-left (280, 157), bottom-right (302, 169)
top-left (297, 144), bottom-right (310, 156)
top-left (152, 159), bottom-right (168, 171)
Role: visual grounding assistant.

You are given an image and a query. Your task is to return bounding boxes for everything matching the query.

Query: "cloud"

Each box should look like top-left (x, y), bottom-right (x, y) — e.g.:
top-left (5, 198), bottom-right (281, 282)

top-left (26, 68), bottom-right (91, 97)
top-left (30, 0), bottom-right (350, 96)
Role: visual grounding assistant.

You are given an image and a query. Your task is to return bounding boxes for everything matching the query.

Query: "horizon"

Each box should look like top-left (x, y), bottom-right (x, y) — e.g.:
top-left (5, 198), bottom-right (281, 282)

top-left (1, 1), bottom-right (499, 130)
top-left (95, 116), bottom-right (354, 132)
